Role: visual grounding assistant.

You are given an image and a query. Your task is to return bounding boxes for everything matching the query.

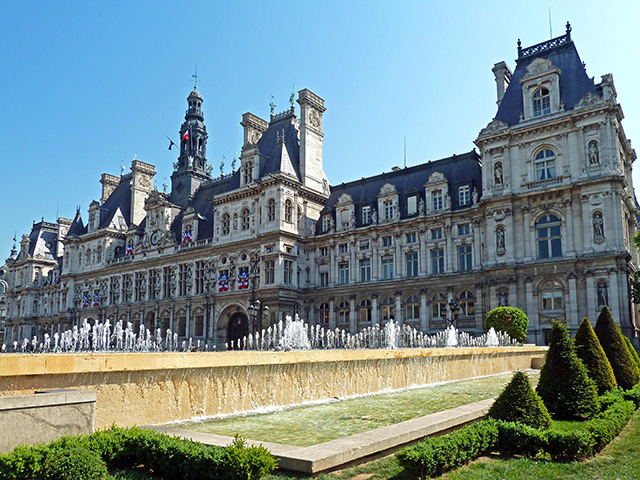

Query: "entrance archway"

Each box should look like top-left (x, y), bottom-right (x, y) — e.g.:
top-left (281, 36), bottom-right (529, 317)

top-left (227, 312), bottom-right (249, 350)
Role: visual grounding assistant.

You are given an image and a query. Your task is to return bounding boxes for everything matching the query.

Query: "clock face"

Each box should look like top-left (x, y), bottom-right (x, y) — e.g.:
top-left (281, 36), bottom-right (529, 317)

top-left (151, 231), bottom-right (159, 245)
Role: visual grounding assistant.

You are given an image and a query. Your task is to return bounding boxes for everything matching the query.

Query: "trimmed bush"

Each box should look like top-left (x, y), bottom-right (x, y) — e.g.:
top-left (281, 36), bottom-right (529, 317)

top-left (574, 317), bottom-right (617, 394)
top-left (487, 371), bottom-right (552, 429)
top-left (494, 420), bottom-right (548, 457)
top-left (623, 335), bottom-right (640, 370)
top-left (485, 306), bottom-right (529, 343)
top-left (43, 447), bottom-right (108, 480)
top-left (536, 320), bottom-right (599, 419)
top-left (225, 435), bottom-right (278, 480)
top-left (396, 419), bottom-right (499, 477)
top-left (594, 306), bottom-right (640, 390)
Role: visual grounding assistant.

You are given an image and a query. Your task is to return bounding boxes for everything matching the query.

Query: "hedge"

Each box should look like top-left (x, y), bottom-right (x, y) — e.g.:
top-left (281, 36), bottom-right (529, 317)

top-left (397, 393), bottom-right (636, 476)
top-left (0, 427), bottom-right (277, 480)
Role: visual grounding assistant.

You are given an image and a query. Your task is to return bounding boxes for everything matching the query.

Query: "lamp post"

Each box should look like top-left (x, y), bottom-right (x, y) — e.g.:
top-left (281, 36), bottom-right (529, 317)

top-left (248, 299), bottom-right (269, 334)
top-left (448, 298), bottom-right (460, 327)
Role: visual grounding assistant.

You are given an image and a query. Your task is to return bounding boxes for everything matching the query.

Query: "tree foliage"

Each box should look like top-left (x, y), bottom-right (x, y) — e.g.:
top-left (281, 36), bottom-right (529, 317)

top-left (536, 320), bottom-right (599, 419)
top-left (574, 317), bottom-right (617, 394)
top-left (594, 307), bottom-right (640, 390)
top-left (485, 306), bottom-right (529, 343)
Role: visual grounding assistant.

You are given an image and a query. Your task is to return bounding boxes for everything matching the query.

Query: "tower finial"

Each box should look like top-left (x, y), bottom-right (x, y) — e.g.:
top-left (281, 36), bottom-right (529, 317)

top-left (192, 65), bottom-right (198, 89)
top-left (269, 95), bottom-right (276, 118)
top-left (565, 21), bottom-right (571, 39)
top-left (517, 38), bottom-right (522, 58)
top-left (289, 84), bottom-right (296, 109)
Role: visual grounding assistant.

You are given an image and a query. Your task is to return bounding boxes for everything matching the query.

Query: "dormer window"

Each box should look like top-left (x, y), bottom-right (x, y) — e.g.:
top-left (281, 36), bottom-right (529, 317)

top-left (383, 200), bottom-right (394, 220)
top-left (458, 185), bottom-right (470, 206)
top-left (533, 88), bottom-right (551, 117)
top-left (362, 206), bottom-right (371, 225)
top-left (432, 189), bottom-right (443, 211)
top-left (407, 195), bottom-right (417, 215)
top-left (322, 214), bottom-right (331, 232)
top-left (535, 149), bottom-right (556, 180)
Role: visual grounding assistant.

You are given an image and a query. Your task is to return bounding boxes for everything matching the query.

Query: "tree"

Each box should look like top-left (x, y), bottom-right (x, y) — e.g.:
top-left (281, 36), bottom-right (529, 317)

top-left (485, 307), bottom-right (529, 343)
top-left (594, 307), bottom-right (640, 390)
top-left (488, 370), bottom-right (552, 429)
top-left (536, 320), bottom-right (599, 419)
top-left (574, 317), bottom-right (617, 395)
top-left (623, 335), bottom-right (640, 371)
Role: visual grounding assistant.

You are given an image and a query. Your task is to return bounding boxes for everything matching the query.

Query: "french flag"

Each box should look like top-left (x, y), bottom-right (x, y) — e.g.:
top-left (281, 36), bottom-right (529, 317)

top-left (181, 126), bottom-right (191, 142)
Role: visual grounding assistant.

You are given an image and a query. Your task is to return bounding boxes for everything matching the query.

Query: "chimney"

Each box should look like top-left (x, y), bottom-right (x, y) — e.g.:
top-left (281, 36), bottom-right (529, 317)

top-left (130, 160), bottom-right (156, 226)
top-left (100, 173), bottom-right (120, 203)
top-left (297, 89), bottom-right (327, 194)
top-left (240, 113), bottom-right (268, 148)
top-left (492, 61), bottom-right (512, 107)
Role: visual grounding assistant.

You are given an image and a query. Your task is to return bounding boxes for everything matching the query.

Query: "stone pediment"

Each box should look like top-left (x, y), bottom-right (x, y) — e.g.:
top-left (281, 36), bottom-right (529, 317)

top-left (523, 58), bottom-right (559, 78)
top-left (479, 118), bottom-right (508, 136)
top-left (427, 172), bottom-right (446, 184)
top-left (336, 193), bottom-right (354, 205)
top-left (378, 183), bottom-right (397, 196)
top-left (574, 92), bottom-right (603, 110)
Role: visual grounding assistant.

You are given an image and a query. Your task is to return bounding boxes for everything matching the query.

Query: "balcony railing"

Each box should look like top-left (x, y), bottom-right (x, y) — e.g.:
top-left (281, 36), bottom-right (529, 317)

top-left (522, 175), bottom-right (569, 191)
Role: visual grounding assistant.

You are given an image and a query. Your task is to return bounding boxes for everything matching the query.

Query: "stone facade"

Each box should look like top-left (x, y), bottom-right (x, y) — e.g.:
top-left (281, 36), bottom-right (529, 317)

top-left (4, 27), bottom-right (639, 347)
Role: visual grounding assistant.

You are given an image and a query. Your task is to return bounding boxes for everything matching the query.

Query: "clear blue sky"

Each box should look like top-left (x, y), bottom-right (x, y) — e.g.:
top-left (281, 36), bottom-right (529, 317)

top-left (2, 1), bottom-right (639, 259)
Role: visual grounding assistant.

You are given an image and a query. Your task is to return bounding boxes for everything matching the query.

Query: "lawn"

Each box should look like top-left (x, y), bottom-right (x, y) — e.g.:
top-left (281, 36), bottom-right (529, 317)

top-left (261, 410), bottom-right (640, 480)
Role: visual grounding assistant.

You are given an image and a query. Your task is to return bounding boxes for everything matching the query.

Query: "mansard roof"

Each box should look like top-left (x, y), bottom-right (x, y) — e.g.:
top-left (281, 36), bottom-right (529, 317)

top-left (98, 177), bottom-right (131, 229)
top-left (495, 29), bottom-right (596, 127)
top-left (323, 150), bottom-right (481, 223)
top-left (257, 111), bottom-right (301, 180)
top-left (27, 220), bottom-right (58, 260)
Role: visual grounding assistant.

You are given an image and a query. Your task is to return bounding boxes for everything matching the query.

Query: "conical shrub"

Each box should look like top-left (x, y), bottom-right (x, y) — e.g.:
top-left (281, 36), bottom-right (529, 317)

top-left (536, 320), bottom-right (599, 419)
top-left (488, 371), bottom-right (552, 429)
top-left (594, 307), bottom-right (640, 390)
top-left (574, 317), bottom-right (617, 394)
top-left (623, 335), bottom-right (640, 371)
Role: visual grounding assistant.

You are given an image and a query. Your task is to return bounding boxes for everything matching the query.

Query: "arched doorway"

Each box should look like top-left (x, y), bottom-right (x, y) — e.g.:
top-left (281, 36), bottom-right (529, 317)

top-left (227, 312), bottom-right (248, 350)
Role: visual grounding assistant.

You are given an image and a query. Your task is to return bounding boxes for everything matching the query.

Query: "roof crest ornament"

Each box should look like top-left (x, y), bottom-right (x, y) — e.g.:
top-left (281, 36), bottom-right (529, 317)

top-left (517, 21), bottom-right (572, 59)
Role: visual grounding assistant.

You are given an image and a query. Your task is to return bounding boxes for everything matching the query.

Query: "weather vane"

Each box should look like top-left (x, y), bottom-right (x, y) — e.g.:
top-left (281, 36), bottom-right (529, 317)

top-left (192, 65), bottom-right (198, 89)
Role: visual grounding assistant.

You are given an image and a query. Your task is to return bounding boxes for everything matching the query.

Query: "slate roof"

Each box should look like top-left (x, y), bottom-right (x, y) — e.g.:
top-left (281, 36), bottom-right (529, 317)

top-left (495, 34), bottom-right (596, 127)
top-left (27, 221), bottom-right (59, 260)
top-left (320, 150), bottom-right (481, 228)
top-left (99, 177), bottom-right (131, 229)
top-left (66, 209), bottom-right (87, 237)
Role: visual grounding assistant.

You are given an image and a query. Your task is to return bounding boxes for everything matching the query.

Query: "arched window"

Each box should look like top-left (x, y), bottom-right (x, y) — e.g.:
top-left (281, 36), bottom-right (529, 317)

top-left (381, 296), bottom-right (395, 322)
top-left (405, 295), bottom-right (420, 321)
top-left (338, 300), bottom-right (350, 324)
top-left (534, 149), bottom-right (556, 180)
top-left (533, 87), bottom-right (551, 117)
top-left (540, 280), bottom-right (563, 311)
top-left (222, 213), bottom-right (230, 235)
top-left (285, 199), bottom-right (293, 223)
top-left (318, 302), bottom-right (329, 324)
top-left (241, 208), bottom-right (250, 231)
top-left (459, 290), bottom-right (475, 316)
top-left (267, 199), bottom-right (276, 222)
top-left (431, 293), bottom-right (447, 318)
top-left (536, 214), bottom-right (562, 258)
top-left (360, 299), bottom-right (372, 323)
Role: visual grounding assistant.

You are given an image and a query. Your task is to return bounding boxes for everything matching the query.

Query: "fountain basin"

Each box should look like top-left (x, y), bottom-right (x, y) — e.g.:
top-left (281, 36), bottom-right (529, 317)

top-left (0, 346), bottom-right (546, 429)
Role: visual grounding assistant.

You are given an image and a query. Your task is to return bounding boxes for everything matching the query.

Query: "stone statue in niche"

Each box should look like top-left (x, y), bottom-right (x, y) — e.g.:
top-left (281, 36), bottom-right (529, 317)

top-left (593, 212), bottom-right (604, 238)
top-left (444, 193), bottom-right (451, 210)
top-left (496, 228), bottom-right (505, 251)
top-left (472, 188), bottom-right (479, 205)
top-left (588, 141), bottom-right (600, 165)
top-left (498, 291), bottom-right (508, 306)
top-left (597, 283), bottom-right (609, 307)
top-left (494, 163), bottom-right (503, 185)
top-left (418, 198), bottom-right (425, 215)
top-left (310, 221), bottom-right (316, 236)
top-left (371, 209), bottom-right (378, 224)
top-left (350, 210), bottom-right (356, 227)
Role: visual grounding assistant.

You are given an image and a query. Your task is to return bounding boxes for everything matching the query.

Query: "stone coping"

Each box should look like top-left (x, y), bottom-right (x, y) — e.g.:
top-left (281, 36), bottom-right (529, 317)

top-left (150, 397), bottom-right (494, 474)
top-left (0, 346), bottom-right (547, 377)
top-left (0, 389), bottom-right (97, 411)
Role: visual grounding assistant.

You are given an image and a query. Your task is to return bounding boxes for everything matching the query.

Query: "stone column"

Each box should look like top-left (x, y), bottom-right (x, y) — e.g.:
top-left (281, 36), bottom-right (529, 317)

top-left (420, 289), bottom-right (427, 331)
top-left (350, 242), bottom-right (356, 285)
top-left (474, 284), bottom-right (483, 330)
top-left (329, 245), bottom-right (336, 286)
top-left (395, 291), bottom-right (402, 325)
top-left (521, 205), bottom-right (531, 260)
top-left (585, 272), bottom-right (596, 322)
top-left (608, 268), bottom-right (621, 323)
top-left (186, 303), bottom-right (191, 338)
top-left (349, 296), bottom-right (357, 334)
top-left (419, 228), bottom-right (427, 275)
top-left (372, 238), bottom-right (379, 281)
top-left (564, 196), bottom-right (575, 256)
top-left (395, 236), bottom-right (402, 278)
top-left (525, 277), bottom-right (538, 343)
top-left (567, 273), bottom-right (579, 331)
top-left (371, 294), bottom-right (378, 325)
top-left (329, 297), bottom-right (336, 329)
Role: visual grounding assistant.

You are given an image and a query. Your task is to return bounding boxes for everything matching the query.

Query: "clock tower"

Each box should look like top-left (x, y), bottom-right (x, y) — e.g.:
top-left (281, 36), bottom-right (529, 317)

top-left (170, 86), bottom-right (212, 207)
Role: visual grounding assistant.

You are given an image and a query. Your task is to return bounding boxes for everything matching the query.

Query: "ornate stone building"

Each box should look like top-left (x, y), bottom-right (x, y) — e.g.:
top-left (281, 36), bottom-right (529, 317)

top-left (4, 25), bottom-right (639, 348)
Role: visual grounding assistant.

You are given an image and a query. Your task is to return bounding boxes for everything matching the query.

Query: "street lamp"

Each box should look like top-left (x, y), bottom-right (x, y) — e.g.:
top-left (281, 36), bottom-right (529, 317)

top-left (248, 299), bottom-right (269, 333)
top-left (448, 298), bottom-right (460, 327)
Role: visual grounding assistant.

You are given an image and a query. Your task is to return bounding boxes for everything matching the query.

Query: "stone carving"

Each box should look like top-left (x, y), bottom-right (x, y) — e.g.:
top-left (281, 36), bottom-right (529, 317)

top-left (575, 91), bottom-right (602, 109)
top-left (428, 172), bottom-right (445, 183)
top-left (593, 212), bottom-right (604, 238)
top-left (309, 109), bottom-right (321, 128)
top-left (472, 188), bottom-right (479, 205)
top-left (479, 118), bottom-right (508, 136)
top-left (444, 193), bottom-right (451, 210)
top-left (524, 57), bottom-right (554, 76)
top-left (371, 209), bottom-right (378, 224)
top-left (337, 193), bottom-right (353, 205)
top-left (350, 210), bottom-right (356, 228)
top-left (418, 198), bottom-right (425, 215)
top-left (588, 141), bottom-right (599, 165)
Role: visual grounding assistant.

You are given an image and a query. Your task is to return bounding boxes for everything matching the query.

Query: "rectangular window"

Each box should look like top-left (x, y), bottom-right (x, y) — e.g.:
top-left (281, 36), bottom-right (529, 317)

top-left (195, 261), bottom-right (205, 295)
top-left (360, 258), bottom-right (371, 282)
top-left (109, 276), bottom-right (118, 304)
top-left (407, 195), bottom-right (417, 215)
top-left (362, 206), bottom-right (371, 225)
top-left (382, 235), bottom-right (393, 247)
top-left (340, 209), bottom-right (349, 228)
top-left (178, 264), bottom-right (187, 297)
top-left (406, 251), bottom-right (418, 277)
top-left (383, 199), bottom-right (394, 220)
top-left (163, 267), bottom-right (171, 298)
top-left (458, 223), bottom-right (470, 236)
top-left (338, 243), bottom-right (348, 254)
top-left (431, 228), bottom-right (442, 240)
top-left (406, 232), bottom-right (417, 243)
top-left (319, 246), bottom-right (328, 257)
top-left (134, 272), bottom-right (144, 302)
top-left (284, 260), bottom-right (293, 285)
top-left (359, 240), bottom-right (370, 251)
top-left (322, 214), bottom-right (331, 232)
top-left (431, 248), bottom-right (444, 274)
top-left (338, 262), bottom-right (349, 285)
top-left (432, 189), bottom-right (443, 211)
top-left (457, 245), bottom-right (473, 271)
top-left (264, 260), bottom-right (275, 284)
top-left (458, 185), bottom-right (470, 206)
top-left (148, 269), bottom-right (157, 300)
top-left (382, 257), bottom-right (394, 280)
top-left (319, 271), bottom-right (329, 287)
top-left (542, 291), bottom-right (563, 310)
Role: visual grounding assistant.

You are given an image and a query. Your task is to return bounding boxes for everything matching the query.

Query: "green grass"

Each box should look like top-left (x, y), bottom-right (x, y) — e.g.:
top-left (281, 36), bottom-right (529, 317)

top-left (261, 410), bottom-right (640, 480)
